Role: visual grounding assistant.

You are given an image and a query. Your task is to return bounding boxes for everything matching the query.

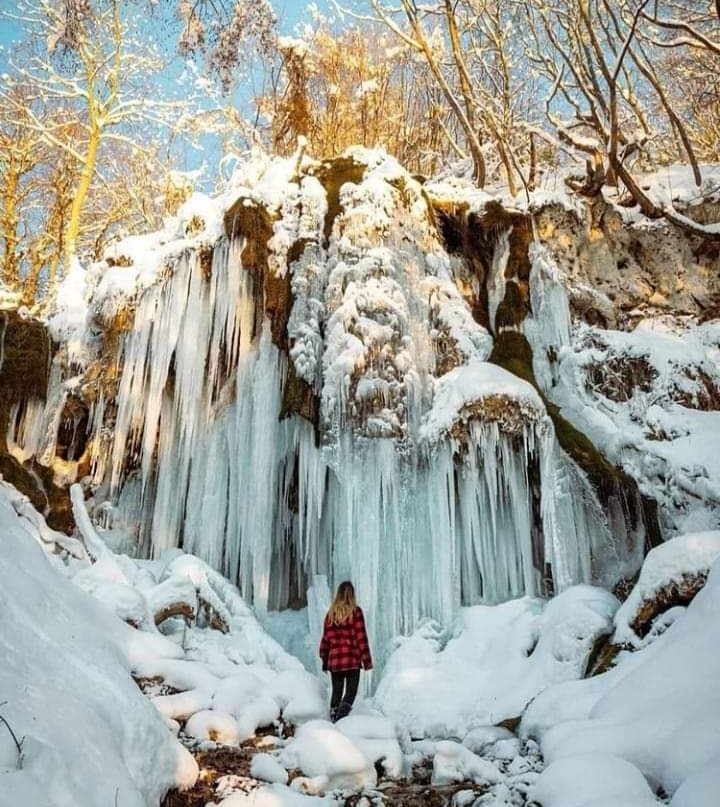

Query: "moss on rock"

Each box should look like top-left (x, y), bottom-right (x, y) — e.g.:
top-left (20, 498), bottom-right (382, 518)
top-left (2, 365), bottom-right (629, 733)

top-left (311, 156), bottom-right (366, 246)
top-left (495, 281), bottom-right (530, 332)
top-left (280, 361), bottom-right (320, 438)
top-left (0, 311), bottom-right (51, 437)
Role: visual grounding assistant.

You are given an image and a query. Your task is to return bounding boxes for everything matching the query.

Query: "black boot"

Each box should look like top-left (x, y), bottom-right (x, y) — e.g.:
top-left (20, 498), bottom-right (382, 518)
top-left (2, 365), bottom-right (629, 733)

top-left (330, 707), bottom-right (338, 723)
top-left (335, 699), bottom-right (352, 721)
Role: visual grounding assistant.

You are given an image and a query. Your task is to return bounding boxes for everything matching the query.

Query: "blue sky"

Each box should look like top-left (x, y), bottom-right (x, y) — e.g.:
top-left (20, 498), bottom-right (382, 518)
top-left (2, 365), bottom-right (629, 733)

top-left (0, 0), bottom-right (368, 181)
top-left (0, 1), bottom-right (331, 62)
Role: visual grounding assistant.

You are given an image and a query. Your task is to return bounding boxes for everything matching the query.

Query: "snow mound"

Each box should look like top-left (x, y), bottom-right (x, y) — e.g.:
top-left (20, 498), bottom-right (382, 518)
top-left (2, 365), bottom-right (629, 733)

top-left (614, 531), bottom-right (720, 646)
top-left (185, 710), bottom-right (241, 745)
top-left (278, 720), bottom-right (377, 791)
top-left (74, 545), bottom-right (326, 738)
top-left (335, 714), bottom-right (405, 778)
top-left (375, 585), bottom-right (618, 739)
top-left (0, 484), bottom-right (197, 807)
top-left (250, 753), bottom-right (289, 785)
top-left (523, 548), bottom-right (720, 803)
top-left (432, 740), bottom-right (502, 786)
top-left (421, 359), bottom-right (545, 441)
top-left (529, 754), bottom-right (659, 807)
top-left (214, 782), bottom-right (337, 806)
top-left (669, 754), bottom-right (720, 807)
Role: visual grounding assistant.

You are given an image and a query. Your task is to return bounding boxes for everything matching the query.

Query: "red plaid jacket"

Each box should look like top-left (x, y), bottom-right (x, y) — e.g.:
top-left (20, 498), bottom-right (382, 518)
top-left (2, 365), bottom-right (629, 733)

top-left (319, 607), bottom-right (373, 672)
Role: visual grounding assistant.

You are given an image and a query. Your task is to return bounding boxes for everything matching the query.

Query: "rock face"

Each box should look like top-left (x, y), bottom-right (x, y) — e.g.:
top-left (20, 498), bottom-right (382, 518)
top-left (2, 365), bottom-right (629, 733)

top-left (532, 199), bottom-right (720, 329)
top-left (0, 310), bottom-right (73, 532)
top-left (10, 150), bottom-right (720, 661)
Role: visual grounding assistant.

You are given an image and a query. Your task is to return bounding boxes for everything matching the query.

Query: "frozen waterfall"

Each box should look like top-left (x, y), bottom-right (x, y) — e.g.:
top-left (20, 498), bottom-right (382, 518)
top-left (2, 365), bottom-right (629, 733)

top-left (80, 229), bottom-right (617, 665)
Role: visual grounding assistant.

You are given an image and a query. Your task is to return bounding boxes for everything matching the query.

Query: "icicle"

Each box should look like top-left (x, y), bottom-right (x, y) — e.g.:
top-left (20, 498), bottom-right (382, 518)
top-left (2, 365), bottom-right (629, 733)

top-left (84, 158), bottom-right (617, 674)
top-left (524, 241), bottom-right (572, 392)
top-left (487, 229), bottom-right (511, 333)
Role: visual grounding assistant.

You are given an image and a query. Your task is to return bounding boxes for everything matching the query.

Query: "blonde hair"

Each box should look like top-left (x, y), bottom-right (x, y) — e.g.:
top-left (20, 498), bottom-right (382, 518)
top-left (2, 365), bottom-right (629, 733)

top-left (328, 580), bottom-right (357, 625)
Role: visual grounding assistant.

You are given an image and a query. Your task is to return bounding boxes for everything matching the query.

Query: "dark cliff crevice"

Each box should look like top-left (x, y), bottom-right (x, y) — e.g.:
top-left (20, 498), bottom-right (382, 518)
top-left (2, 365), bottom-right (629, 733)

top-left (224, 197), bottom-right (320, 433)
top-left (311, 156), bottom-right (366, 248)
top-left (0, 311), bottom-right (74, 533)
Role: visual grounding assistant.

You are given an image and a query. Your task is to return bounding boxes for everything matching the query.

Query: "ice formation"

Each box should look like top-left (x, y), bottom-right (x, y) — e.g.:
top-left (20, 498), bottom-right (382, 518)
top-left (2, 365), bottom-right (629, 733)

top-left (23, 150), bottom-right (649, 667)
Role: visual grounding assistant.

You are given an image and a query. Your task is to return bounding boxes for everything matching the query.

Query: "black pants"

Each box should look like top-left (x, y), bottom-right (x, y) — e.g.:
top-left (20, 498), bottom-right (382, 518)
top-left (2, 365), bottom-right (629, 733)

top-left (330, 669), bottom-right (360, 721)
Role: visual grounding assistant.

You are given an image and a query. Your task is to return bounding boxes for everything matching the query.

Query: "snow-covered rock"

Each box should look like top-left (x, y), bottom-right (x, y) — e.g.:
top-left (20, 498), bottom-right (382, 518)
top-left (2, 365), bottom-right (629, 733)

top-left (614, 531), bottom-right (720, 646)
top-left (432, 740), bottom-right (502, 786)
top-left (529, 754), bottom-right (659, 807)
top-left (279, 720), bottom-right (377, 791)
top-left (524, 549), bottom-right (720, 803)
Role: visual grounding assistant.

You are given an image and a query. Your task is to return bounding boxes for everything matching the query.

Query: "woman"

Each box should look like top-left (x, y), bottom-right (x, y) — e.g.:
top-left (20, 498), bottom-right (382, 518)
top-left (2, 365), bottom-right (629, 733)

top-left (319, 580), bottom-right (373, 722)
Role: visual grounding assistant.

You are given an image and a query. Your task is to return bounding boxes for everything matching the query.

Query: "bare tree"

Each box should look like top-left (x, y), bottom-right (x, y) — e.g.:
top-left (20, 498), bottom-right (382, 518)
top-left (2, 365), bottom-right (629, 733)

top-left (0, 90), bottom-right (47, 291)
top-left (1, 0), bottom-right (184, 277)
top-left (523, 0), bottom-right (720, 237)
top-left (52, 0), bottom-right (278, 91)
top-left (258, 16), bottom-right (453, 176)
top-left (341, 1), bottom-right (547, 191)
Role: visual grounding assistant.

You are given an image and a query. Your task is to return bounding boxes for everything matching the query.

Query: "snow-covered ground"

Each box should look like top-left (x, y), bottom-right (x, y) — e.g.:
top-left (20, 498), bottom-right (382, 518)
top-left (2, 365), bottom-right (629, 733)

top-left (0, 482), bottom-right (198, 807)
top-left (3, 473), bottom-right (719, 806)
top-left (375, 586), bottom-right (617, 739)
top-left (524, 534), bottom-right (720, 807)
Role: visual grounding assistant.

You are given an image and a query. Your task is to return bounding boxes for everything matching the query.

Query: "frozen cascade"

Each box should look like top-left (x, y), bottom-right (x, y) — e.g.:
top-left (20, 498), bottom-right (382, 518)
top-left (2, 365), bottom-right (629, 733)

top-left (524, 241), bottom-right (572, 392)
top-left (487, 229), bottom-right (510, 333)
top-left (6, 356), bottom-right (75, 481)
top-left (7, 398), bottom-right (48, 464)
top-left (79, 223), bottom-right (613, 668)
top-left (524, 240), bottom-right (639, 589)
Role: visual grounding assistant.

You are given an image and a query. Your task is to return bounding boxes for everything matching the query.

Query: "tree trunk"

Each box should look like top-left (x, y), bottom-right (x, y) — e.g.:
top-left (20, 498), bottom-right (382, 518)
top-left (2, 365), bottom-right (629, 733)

top-left (64, 122), bottom-right (100, 271)
top-left (1, 167), bottom-right (20, 288)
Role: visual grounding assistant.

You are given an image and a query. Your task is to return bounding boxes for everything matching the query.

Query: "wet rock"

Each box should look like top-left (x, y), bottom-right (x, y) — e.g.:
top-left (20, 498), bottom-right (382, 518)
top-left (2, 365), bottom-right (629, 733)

top-left (629, 571), bottom-right (707, 640)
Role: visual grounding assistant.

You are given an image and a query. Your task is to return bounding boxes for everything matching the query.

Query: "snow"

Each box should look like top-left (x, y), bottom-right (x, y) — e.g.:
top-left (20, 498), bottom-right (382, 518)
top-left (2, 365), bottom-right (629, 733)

top-left (432, 740), bottom-right (502, 786)
top-left (546, 317), bottom-right (720, 535)
top-left (462, 726), bottom-right (516, 755)
top-left (0, 484), bottom-right (197, 807)
top-left (375, 585), bottom-right (618, 739)
top-left (335, 714), bottom-right (405, 778)
top-left (278, 720), bottom-right (377, 790)
top-left (185, 710), bottom-right (241, 745)
top-left (251, 753), bottom-right (290, 785)
top-left (420, 358), bottom-right (545, 441)
top-left (214, 783), bottom-right (337, 806)
top-left (629, 163), bottom-right (720, 208)
top-left (529, 754), bottom-right (659, 807)
top-left (5, 469), bottom-right (720, 806)
top-left (669, 755), bottom-right (720, 807)
top-left (524, 551), bottom-right (720, 803)
top-left (613, 531), bottom-right (720, 646)
top-left (47, 257), bottom-right (90, 362)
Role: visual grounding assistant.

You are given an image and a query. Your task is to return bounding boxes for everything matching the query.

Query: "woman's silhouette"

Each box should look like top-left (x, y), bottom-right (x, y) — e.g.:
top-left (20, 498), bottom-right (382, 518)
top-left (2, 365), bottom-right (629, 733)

top-left (319, 581), bottom-right (373, 722)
